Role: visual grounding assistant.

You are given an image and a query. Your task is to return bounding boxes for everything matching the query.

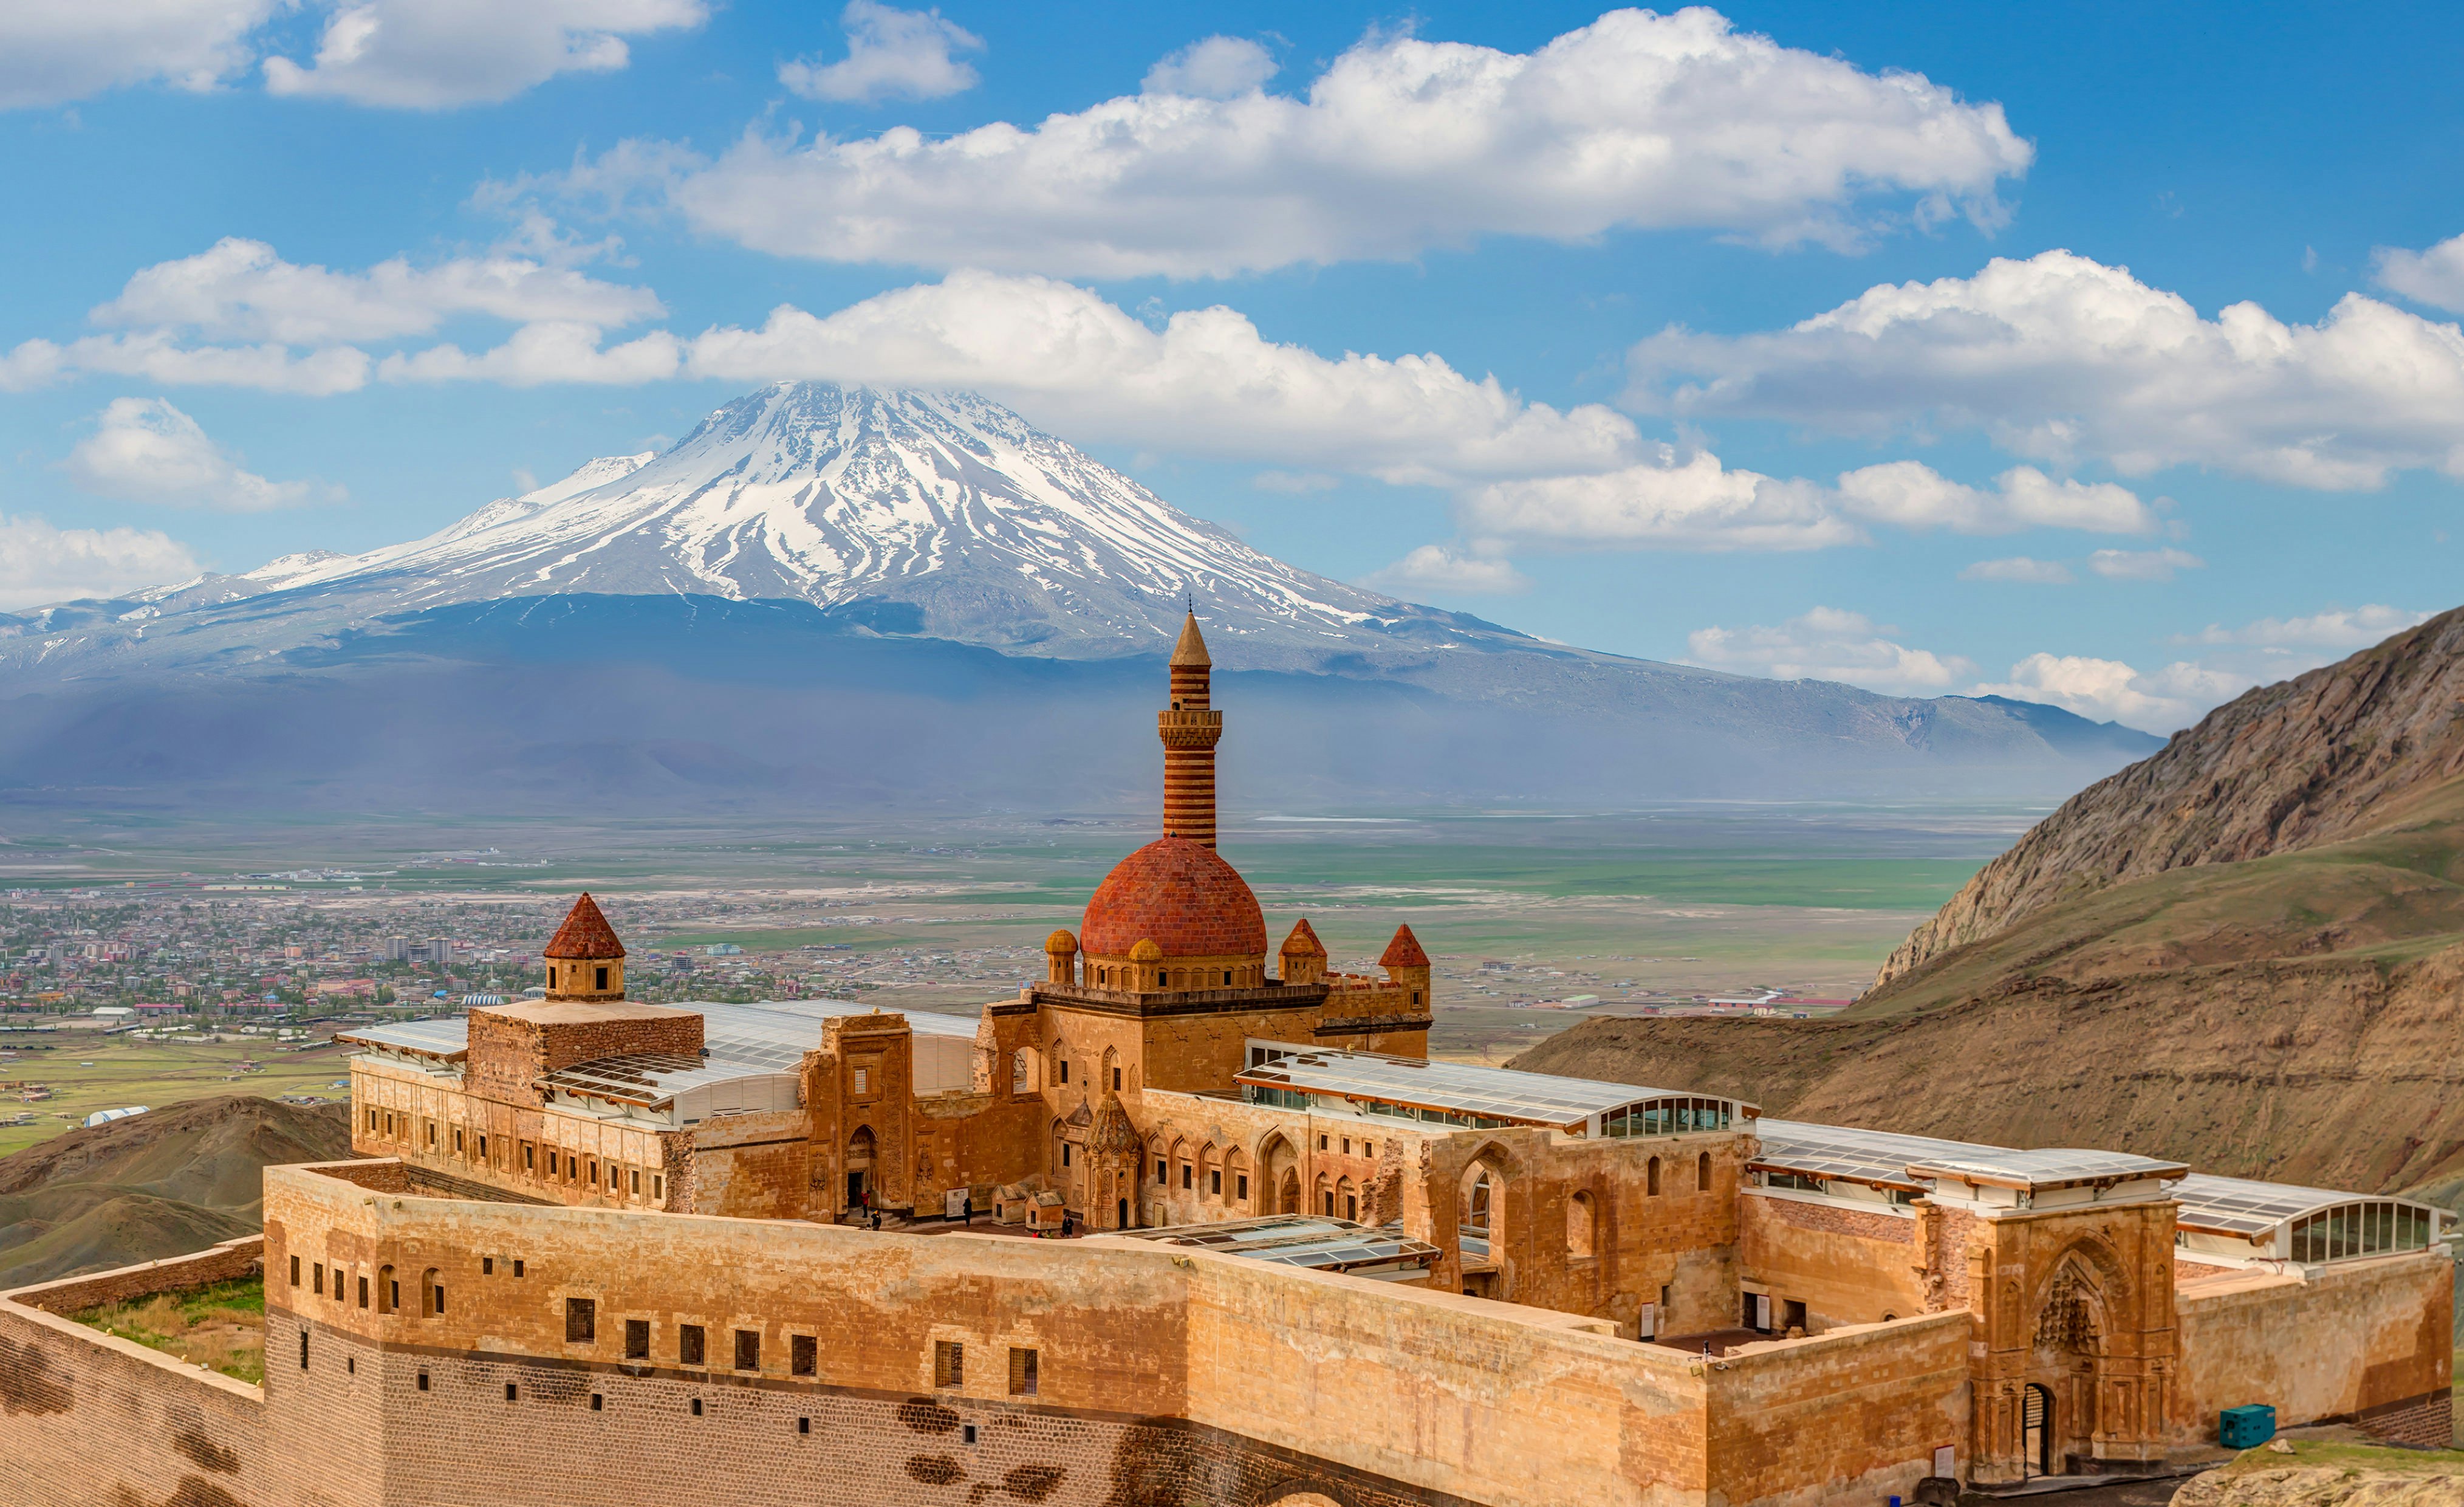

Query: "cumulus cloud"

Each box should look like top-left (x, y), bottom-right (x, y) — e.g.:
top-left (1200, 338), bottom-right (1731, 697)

top-left (4, 237), bottom-right (665, 396)
top-left (679, 270), bottom-right (1639, 486)
top-left (1632, 249), bottom-right (2464, 490)
top-left (1975, 653), bottom-right (2248, 733)
top-left (779, 1), bottom-right (981, 104)
top-left (1144, 36), bottom-right (1277, 98)
top-left (1357, 544), bottom-right (1529, 597)
top-left (1459, 449), bottom-right (1852, 552)
top-left (0, 0), bottom-right (279, 109)
top-left (544, 7), bottom-right (2030, 278)
top-left (2087, 546), bottom-right (2201, 582)
top-left (1834, 461), bottom-right (2152, 534)
top-left (2372, 232), bottom-right (2464, 313)
top-left (262, 0), bottom-right (706, 108)
top-left (0, 515), bottom-right (201, 610)
top-left (1959, 555), bottom-right (2073, 584)
top-left (1685, 607), bottom-right (1973, 697)
top-left (92, 237), bottom-right (663, 345)
top-left (64, 397), bottom-right (329, 510)
top-left (2174, 605), bottom-right (2434, 650)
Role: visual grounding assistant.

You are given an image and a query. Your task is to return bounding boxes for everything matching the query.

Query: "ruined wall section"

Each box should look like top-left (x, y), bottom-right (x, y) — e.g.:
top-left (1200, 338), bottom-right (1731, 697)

top-left (1702, 1314), bottom-right (1972, 1507)
top-left (2172, 1254), bottom-right (2454, 1446)
top-left (1738, 1194), bottom-right (1929, 1333)
top-left (0, 1238), bottom-right (314, 1507)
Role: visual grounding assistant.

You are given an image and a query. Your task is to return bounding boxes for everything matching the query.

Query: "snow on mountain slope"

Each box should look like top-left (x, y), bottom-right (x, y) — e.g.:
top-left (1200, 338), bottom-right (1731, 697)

top-left (256, 385), bottom-right (1432, 659)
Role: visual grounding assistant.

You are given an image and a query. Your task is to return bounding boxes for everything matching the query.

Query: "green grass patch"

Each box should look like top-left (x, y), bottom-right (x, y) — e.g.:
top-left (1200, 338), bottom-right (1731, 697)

top-left (2223, 1439), bottom-right (2464, 1475)
top-left (75, 1275), bottom-right (265, 1384)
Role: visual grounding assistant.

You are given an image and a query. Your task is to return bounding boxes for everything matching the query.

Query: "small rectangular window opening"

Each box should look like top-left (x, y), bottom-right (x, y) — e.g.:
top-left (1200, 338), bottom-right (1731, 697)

top-left (505, 1382), bottom-right (518, 1402)
top-left (690, 1398), bottom-right (704, 1418)
top-left (962, 1424), bottom-right (979, 1446)
top-left (798, 1416), bottom-right (811, 1435)
top-left (1008, 1347), bottom-right (1039, 1396)
top-left (735, 1329), bottom-right (761, 1371)
top-left (680, 1325), bottom-right (706, 1366)
top-left (357, 1275), bottom-right (369, 1309)
top-left (416, 1370), bottom-right (430, 1392)
top-left (625, 1318), bottom-right (651, 1360)
top-left (289, 1255), bottom-right (300, 1286)
top-left (482, 1257), bottom-right (494, 1275)
top-left (590, 1393), bottom-right (603, 1412)
top-left (791, 1334), bottom-right (816, 1377)
top-left (567, 1297), bottom-right (596, 1344)
top-left (933, 1341), bottom-right (964, 1389)
top-left (298, 1331), bottom-right (309, 1370)
top-left (313, 1262), bottom-right (324, 1296)
top-left (513, 1260), bottom-right (525, 1278)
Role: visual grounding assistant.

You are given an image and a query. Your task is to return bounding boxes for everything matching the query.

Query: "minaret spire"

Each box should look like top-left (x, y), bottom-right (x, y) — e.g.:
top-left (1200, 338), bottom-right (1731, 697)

top-left (1159, 611), bottom-right (1223, 848)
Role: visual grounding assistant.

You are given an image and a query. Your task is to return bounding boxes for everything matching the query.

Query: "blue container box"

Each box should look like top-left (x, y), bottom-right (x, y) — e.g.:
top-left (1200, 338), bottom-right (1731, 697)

top-left (2220, 1404), bottom-right (2277, 1449)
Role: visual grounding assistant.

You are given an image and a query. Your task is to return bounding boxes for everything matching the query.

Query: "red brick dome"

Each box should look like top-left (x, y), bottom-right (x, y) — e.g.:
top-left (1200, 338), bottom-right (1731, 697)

top-left (1081, 836), bottom-right (1267, 959)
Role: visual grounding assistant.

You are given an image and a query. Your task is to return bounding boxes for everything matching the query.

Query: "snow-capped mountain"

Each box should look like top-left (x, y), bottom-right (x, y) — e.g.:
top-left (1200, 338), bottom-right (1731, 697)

top-left (0, 381), bottom-right (2160, 814)
top-left (245, 384), bottom-right (1434, 661)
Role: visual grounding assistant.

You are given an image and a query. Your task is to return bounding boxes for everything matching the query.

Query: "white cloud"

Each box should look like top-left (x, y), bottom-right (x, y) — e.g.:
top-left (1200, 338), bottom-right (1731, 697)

top-left (1685, 607), bottom-right (1973, 697)
top-left (2087, 546), bottom-right (2201, 582)
top-left (64, 397), bottom-right (326, 511)
top-left (680, 270), bottom-right (1640, 486)
top-left (0, 0), bottom-right (280, 109)
top-left (1459, 448), bottom-right (1853, 552)
top-left (1976, 653), bottom-right (2247, 733)
top-left (1632, 249), bottom-right (2464, 490)
top-left (1357, 544), bottom-right (1529, 597)
top-left (2174, 605), bottom-right (2434, 650)
top-left (1835, 461), bottom-right (2152, 534)
top-left (4, 237), bottom-right (663, 395)
top-left (0, 515), bottom-right (200, 609)
top-left (779, 1), bottom-right (982, 104)
top-left (262, 0), bottom-right (704, 108)
top-left (2372, 233), bottom-right (2464, 313)
top-left (548, 7), bottom-right (2030, 278)
top-left (379, 323), bottom-right (683, 386)
top-left (1143, 36), bottom-right (1277, 99)
top-left (92, 237), bottom-right (663, 345)
top-left (1959, 555), bottom-right (2073, 584)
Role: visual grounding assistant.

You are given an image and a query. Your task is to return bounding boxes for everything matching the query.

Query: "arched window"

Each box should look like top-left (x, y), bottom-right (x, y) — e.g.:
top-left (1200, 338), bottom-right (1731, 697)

top-left (1011, 1048), bottom-right (1033, 1092)
top-left (377, 1264), bottom-right (396, 1314)
top-left (421, 1268), bottom-right (443, 1318)
top-left (1647, 1156), bottom-right (1661, 1196)
top-left (1102, 1046), bottom-right (1121, 1094)
top-left (1465, 1172), bottom-right (1491, 1232)
top-left (1567, 1192), bottom-right (1596, 1258)
top-left (1336, 1176), bottom-right (1357, 1223)
top-left (1316, 1173), bottom-right (1334, 1217)
top-left (1697, 1152), bottom-right (1712, 1192)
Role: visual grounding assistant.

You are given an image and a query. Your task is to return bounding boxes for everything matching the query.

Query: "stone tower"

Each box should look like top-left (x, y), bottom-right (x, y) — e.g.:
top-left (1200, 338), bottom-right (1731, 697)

top-left (543, 891), bottom-right (627, 1003)
top-left (1158, 611), bottom-right (1223, 850)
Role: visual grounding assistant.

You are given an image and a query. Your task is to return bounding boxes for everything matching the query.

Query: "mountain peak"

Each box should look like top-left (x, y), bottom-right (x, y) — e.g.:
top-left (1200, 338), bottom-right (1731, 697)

top-left (208, 380), bottom-right (1453, 663)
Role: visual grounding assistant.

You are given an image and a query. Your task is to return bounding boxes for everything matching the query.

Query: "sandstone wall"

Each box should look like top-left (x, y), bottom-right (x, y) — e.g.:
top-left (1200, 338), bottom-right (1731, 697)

top-left (1738, 1193), bottom-right (1928, 1331)
top-left (0, 1239), bottom-right (282, 1507)
top-left (2172, 1253), bottom-right (2454, 1446)
top-left (1702, 1314), bottom-right (1973, 1507)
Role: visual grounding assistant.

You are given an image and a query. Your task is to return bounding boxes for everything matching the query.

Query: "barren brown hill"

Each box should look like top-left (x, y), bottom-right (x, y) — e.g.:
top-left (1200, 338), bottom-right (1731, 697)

top-left (0, 1094), bottom-right (350, 1290)
top-left (1874, 604), bottom-right (2464, 992)
top-left (1513, 605), bottom-right (2464, 1207)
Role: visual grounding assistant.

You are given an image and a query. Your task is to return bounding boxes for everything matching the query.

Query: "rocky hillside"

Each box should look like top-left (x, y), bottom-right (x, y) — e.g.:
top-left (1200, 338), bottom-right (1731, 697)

top-left (1514, 604), bottom-right (2464, 1207)
top-left (0, 1095), bottom-right (350, 1289)
top-left (1872, 605), bottom-right (2464, 991)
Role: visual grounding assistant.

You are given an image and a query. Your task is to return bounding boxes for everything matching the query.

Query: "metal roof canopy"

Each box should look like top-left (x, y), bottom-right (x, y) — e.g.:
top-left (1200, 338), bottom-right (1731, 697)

top-left (1121, 1214), bottom-right (1441, 1272)
top-left (1754, 1120), bottom-right (2183, 1193)
top-left (334, 1018), bottom-right (470, 1061)
top-left (1234, 1048), bottom-right (1754, 1129)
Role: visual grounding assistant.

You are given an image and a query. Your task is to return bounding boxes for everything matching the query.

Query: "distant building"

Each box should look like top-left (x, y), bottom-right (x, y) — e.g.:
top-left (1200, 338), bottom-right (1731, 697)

top-left (81, 1105), bottom-right (147, 1128)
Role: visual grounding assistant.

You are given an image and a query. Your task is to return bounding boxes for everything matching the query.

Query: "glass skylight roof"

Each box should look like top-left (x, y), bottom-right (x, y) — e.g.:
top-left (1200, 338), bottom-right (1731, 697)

top-left (1234, 1049), bottom-right (1752, 1129)
top-left (2170, 1173), bottom-right (2390, 1237)
top-left (1124, 1215), bottom-right (1441, 1273)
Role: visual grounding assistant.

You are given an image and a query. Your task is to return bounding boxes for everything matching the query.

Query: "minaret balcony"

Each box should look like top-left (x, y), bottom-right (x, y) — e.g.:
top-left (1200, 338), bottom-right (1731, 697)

top-left (1157, 708), bottom-right (1224, 747)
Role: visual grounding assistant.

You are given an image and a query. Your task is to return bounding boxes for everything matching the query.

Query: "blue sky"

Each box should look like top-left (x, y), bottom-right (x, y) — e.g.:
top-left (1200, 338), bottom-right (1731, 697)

top-left (3, 1), bottom-right (2461, 731)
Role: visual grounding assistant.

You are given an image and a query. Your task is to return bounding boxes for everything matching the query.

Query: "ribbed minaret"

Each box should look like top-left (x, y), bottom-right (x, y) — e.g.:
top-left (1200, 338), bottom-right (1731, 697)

top-left (1158, 612), bottom-right (1223, 849)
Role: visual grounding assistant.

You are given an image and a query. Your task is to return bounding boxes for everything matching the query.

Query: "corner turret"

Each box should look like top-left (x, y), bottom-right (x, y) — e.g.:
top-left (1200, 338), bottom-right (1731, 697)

top-left (542, 892), bottom-right (626, 1003)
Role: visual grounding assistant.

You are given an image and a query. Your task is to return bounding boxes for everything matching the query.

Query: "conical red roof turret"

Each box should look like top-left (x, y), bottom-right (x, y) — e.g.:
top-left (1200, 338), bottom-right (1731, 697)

top-left (1380, 924), bottom-right (1428, 969)
top-left (544, 892), bottom-right (626, 959)
top-left (1280, 918), bottom-right (1326, 957)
